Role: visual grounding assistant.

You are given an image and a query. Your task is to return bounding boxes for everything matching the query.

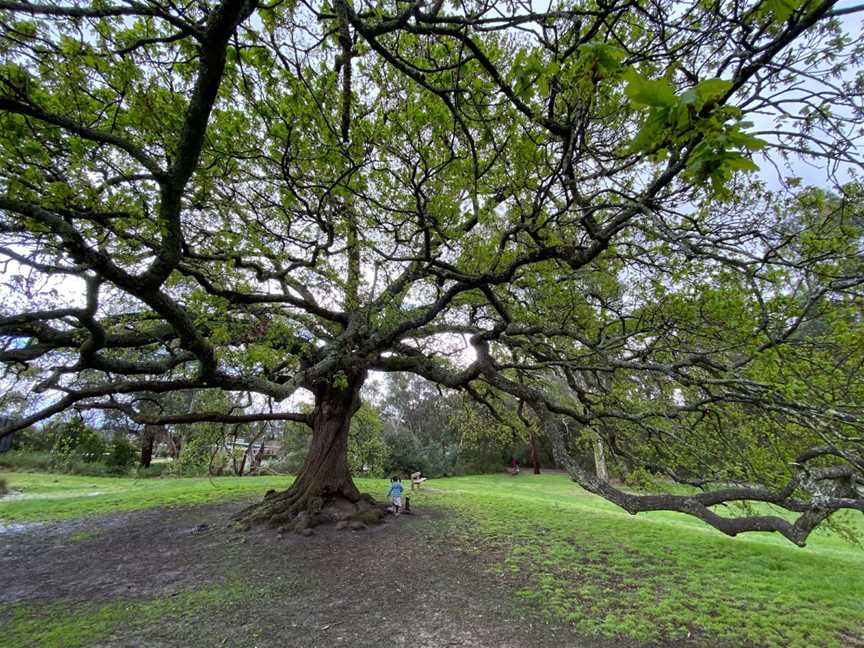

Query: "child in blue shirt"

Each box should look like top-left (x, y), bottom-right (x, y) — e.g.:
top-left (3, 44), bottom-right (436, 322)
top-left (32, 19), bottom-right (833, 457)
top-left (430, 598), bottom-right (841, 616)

top-left (387, 476), bottom-right (404, 515)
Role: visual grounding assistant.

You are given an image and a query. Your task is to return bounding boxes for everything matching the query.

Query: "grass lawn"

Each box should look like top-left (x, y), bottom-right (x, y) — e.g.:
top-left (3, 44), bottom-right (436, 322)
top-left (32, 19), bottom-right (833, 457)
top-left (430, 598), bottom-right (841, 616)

top-left (0, 471), bottom-right (295, 523)
top-left (2, 583), bottom-right (260, 648)
top-left (416, 474), bottom-right (864, 647)
top-left (2, 470), bottom-right (862, 646)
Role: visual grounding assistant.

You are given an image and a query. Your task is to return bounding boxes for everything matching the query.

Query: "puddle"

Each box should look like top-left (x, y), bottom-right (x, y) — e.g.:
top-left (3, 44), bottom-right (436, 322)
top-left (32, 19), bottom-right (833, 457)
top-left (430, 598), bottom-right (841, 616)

top-left (0, 520), bottom-right (43, 535)
top-left (0, 490), bottom-right (103, 501)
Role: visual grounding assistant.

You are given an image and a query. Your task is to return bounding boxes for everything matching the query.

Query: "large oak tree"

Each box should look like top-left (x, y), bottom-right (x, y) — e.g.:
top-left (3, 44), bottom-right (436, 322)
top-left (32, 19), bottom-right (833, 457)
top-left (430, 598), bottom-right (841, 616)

top-left (1, 0), bottom-right (862, 541)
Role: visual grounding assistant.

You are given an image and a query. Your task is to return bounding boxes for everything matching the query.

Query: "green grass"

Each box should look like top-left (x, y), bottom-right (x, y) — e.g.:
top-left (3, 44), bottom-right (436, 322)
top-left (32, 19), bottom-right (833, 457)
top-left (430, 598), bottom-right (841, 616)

top-left (66, 530), bottom-right (98, 542)
top-left (2, 582), bottom-right (257, 648)
top-left (0, 472), bottom-right (296, 522)
top-left (418, 473), bottom-right (864, 647)
top-left (0, 472), bottom-right (423, 523)
top-left (2, 471), bottom-right (862, 646)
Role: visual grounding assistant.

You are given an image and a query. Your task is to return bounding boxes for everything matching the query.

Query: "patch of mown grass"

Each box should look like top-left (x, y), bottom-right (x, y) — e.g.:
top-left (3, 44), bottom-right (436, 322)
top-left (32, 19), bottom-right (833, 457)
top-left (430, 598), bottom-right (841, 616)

top-left (0, 473), bottom-right (296, 522)
top-left (422, 473), bottom-right (864, 648)
top-left (0, 472), bottom-right (409, 523)
top-left (2, 582), bottom-right (258, 648)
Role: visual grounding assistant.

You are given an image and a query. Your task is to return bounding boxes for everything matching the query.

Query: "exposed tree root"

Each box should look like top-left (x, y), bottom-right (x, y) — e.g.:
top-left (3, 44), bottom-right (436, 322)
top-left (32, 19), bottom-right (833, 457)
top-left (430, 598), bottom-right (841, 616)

top-left (233, 485), bottom-right (386, 533)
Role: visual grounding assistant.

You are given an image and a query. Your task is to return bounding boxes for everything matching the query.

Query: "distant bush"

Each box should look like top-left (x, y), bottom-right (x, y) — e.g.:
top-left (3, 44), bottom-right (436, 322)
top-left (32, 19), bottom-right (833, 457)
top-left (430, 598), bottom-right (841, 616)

top-left (50, 419), bottom-right (107, 469)
top-left (256, 457), bottom-right (293, 475)
top-left (0, 451), bottom-right (53, 472)
top-left (455, 443), bottom-right (510, 475)
top-left (383, 431), bottom-right (459, 478)
top-left (63, 460), bottom-right (118, 477)
top-left (9, 427), bottom-right (53, 452)
top-left (133, 462), bottom-right (170, 478)
top-left (105, 431), bottom-right (137, 469)
top-left (622, 466), bottom-right (659, 491)
top-left (168, 427), bottom-right (226, 476)
top-left (348, 404), bottom-right (388, 477)
top-left (0, 450), bottom-right (120, 477)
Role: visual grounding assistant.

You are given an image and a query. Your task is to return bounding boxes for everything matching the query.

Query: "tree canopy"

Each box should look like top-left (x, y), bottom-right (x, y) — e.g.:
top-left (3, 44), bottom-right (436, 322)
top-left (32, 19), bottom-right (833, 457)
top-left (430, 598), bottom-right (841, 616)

top-left (1, 0), bottom-right (863, 542)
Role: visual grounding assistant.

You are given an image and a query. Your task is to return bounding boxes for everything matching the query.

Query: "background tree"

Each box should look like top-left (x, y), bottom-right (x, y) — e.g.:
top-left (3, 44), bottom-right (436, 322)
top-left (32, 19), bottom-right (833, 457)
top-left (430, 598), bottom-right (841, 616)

top-left (347, 403), bottom-right (388, 477)
top-left (378, 374), bottom-right (459, 475)
top-left (0, 0), bottom-right (862, 540)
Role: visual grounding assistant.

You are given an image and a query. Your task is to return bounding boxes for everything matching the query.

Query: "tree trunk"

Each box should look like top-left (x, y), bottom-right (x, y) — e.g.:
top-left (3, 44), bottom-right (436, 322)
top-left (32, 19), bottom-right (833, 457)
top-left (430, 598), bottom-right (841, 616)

top-left (234, 369), bottom-right (384, 532)
top-left (593, 431), bottom-right (608, 483)
top-left (250, 439), bottom-right (266, 473)
top-left (139, 424), bottom-right (159, 468)
top-left (530, 433), bottom-right (541, 474)
top-left (168, 435), bottom-right (182, 458)
top-left (237, 428), bottom-right (262, 477)
top-left (237, 446), bottom-right (247, 476)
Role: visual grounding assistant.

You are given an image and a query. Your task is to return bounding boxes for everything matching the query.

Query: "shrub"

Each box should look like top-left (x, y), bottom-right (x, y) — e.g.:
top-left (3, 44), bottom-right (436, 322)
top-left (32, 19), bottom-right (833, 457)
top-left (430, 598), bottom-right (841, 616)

top-left (453, 442), bottom-right (505, 475)
top-left (10, 427), bottom-right (53, 452)
top-left (51, 418), bottom-right (106, 469)
top-left (383, 430), bottom-right (428, 476)
top-left (133, 463), bottom-right (169, 478)
top-left (383, 431), bottom-right (458, 478)
top-left (106, 431), bottom-right (137, 469)
top-left (0, 450), bottom-right (122, 477)
top-left (169, 427), bottom-right (225, 476)
top-left (61, 460), bottom-right (117, 477)
top-left (0, 451), bottom-right (53, 472)
top-left (623, 466), bottom-right (659, 491)
top-left (348, 404), bottom-right (389, 477)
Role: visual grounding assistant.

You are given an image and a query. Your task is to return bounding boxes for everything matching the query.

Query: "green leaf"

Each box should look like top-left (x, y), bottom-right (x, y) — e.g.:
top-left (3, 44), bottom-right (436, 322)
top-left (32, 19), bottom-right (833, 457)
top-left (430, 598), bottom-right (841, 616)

top-left (760, 0), bottom-right (808, 22)
top-left (695, 78), bottom-right (732, 104)
top-left (724, 156), bottom-right (759, 172)
top-left (624, 69), bottom-right (677, 107)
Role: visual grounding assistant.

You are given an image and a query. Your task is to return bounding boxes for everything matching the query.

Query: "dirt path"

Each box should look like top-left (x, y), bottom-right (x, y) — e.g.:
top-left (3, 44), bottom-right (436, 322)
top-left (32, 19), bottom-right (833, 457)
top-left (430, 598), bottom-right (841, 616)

top-left (0, 501), bottom-right (613, 648)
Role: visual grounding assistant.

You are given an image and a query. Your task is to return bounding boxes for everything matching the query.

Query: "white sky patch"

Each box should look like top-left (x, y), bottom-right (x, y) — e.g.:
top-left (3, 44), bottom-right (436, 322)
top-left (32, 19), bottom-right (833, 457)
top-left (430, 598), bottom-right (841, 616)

top-left (0, 257), bottom-right (88, 314)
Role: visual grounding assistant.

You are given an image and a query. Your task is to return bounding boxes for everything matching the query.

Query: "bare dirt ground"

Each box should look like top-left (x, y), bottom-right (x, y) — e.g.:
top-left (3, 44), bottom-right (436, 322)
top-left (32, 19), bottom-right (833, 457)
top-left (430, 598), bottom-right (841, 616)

top-left (0, 500), bottom-right (624, 648)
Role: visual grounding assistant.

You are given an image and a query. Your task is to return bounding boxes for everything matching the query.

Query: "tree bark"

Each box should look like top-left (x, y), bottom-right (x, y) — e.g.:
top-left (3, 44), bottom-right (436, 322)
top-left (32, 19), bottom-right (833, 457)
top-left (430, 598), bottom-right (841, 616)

top-left (237, 446), bottom-right (247, 476)
top-left (139, 424), bottom-right (160, 468)
top-left (234, 369), bottom-right (384, 531)
top-left (530, 433), bottom-right (541, 474)
top-left (168, 435), bottom-right (182, 458)
top-left (250, 439), bottom-right (267, 473)
top-left (593, 431), bottom-right (608, 483)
